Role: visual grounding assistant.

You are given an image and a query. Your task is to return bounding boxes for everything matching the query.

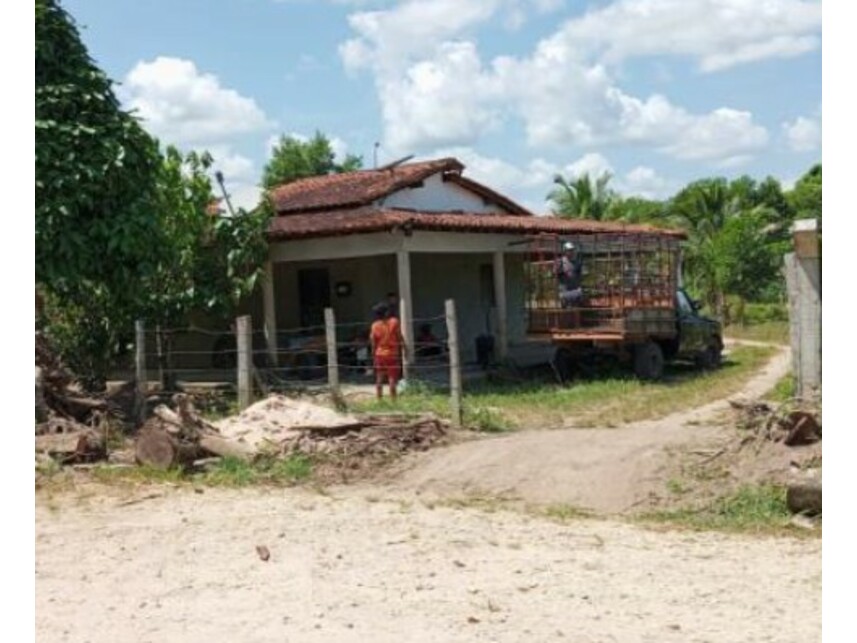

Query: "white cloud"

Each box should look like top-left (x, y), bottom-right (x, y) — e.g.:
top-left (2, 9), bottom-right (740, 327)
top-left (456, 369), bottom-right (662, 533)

top-left (340, 0), bottom-right (777, 163)
top-left (563, 153), bottom-right (613, 179)
top-left (783, 115), bottom-right (821, 152)
top-left (618, 166), bottom-right (676, 200)
top-left (123, 57), bottom-right (272, 145)
top-left (557, 0), bottom-right (821, 72)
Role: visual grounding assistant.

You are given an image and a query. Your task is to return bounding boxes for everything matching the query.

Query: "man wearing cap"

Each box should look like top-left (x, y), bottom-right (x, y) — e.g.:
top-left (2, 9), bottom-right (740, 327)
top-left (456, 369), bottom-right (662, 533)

top-left (556, 241), bottom-right (584, 308)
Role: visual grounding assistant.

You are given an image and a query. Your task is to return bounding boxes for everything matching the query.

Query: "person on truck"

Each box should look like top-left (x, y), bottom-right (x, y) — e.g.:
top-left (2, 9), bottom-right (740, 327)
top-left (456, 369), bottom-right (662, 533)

top-left (555, 241), bottom-right (584, 308)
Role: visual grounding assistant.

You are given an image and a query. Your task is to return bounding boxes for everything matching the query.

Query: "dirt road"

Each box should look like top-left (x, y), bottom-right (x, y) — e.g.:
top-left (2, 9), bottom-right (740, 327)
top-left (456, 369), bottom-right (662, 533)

top-left (36, 487), bottom-right (819, 643)
top-left (37, 345), bottom-right (820, 642)
top-left (388, 345), bottom-right (792, 514)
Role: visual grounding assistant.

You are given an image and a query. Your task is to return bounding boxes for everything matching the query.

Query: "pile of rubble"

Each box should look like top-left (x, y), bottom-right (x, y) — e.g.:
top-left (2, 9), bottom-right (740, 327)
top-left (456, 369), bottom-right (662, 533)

top-left (730, 398), bottom-right (822, 446)
top-left (35, 332), bottom-right (133, 464)
top-left (134, 393), bottom-right (448, 471)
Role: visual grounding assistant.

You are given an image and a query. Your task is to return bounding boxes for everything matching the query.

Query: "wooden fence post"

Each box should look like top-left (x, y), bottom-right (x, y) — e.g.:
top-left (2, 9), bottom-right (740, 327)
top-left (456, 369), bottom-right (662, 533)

top-left (445, 299), bottom-right (462, 428)
top-left (236, 315), bottom-right (253, 410)
top-left (324, 308), bottom-right (342, 403)
top-left (135, 320), bottom-right (146, 426)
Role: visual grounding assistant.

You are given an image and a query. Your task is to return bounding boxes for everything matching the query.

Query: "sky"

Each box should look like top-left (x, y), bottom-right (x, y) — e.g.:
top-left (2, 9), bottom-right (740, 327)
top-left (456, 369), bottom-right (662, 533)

top-left (62, 0), bottom-right (822, 212)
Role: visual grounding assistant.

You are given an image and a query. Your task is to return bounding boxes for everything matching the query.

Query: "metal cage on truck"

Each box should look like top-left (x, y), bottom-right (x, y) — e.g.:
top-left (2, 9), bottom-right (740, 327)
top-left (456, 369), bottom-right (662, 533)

top-left (524, 232), bottom-right (681, 343)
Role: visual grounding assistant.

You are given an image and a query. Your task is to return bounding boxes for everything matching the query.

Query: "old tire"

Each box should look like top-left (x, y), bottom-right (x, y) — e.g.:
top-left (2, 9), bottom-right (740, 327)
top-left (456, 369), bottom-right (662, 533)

top-left (634, 341), bottom-right (664, 381)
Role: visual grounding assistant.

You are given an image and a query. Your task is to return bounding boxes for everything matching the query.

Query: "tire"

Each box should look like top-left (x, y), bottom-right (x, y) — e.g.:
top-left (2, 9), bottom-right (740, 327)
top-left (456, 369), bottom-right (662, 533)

top-left (633, 341), bottom-right (665, 381)
top-left (696, 342), bottom-right (722, 370)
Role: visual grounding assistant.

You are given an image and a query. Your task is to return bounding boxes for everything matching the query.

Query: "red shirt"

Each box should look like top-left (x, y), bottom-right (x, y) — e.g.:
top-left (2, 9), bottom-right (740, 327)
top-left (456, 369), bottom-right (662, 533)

top-left (371, 318), bottom-right (401, 358)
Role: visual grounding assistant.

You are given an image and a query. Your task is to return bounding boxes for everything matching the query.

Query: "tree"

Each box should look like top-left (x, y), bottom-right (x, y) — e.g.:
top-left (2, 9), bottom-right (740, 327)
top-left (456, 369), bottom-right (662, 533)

top-left (548, 172), bottom-right (615, 220)
top-left (36, 0), bottom-right (161, 299)
top-left (605, 196), bottom-right (668, 225)
top-left (787, 164), bottom-right (822, 221)
top-left (262, 132), bottom-right (362, 189)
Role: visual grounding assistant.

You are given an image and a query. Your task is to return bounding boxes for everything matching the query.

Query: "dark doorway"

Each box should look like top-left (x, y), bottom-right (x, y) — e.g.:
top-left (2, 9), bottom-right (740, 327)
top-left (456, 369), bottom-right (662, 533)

top-left (298, 268), bottom-right (331, 328)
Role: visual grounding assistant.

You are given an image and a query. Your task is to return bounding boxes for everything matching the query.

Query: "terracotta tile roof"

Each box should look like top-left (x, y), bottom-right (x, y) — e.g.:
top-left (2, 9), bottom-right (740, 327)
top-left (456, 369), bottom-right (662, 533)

top-left (269, 157), bottom-right (465, 213)
top-left (267, 207), bottom-right (687, 241)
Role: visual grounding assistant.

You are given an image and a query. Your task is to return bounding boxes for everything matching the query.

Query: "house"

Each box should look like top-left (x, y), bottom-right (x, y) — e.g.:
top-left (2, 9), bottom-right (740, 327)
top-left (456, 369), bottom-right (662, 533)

top-left (259, 156), bottom-right (683, 369)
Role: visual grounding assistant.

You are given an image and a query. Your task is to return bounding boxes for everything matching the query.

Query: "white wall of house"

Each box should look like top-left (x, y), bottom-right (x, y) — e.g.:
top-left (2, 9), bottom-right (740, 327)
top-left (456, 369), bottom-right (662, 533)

top-left (380, 172), bottom-right (507, 214)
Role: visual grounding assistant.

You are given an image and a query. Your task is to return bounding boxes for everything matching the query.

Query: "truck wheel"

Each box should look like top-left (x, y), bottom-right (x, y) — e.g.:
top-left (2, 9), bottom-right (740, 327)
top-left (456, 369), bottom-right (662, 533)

top-left (552, 348), bottom-right (575, 384)
top-left (634, 341), bottom-right (664, 381)
top-left (696, 343), bottom-right (722, 370)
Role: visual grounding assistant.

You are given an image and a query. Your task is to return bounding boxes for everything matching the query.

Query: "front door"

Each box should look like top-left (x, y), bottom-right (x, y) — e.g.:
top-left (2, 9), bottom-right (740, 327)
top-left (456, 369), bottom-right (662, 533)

top-left (298, 268), bottom-right (331, 328)
top-left (676, 289), bottom-right (704, 354)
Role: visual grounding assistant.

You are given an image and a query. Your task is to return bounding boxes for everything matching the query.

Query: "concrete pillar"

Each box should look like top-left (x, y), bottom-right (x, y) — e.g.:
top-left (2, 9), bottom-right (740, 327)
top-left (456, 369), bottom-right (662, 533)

top-left (492, 250), bottom-right (508, 360)
top-left (397, 250), bottom-right (415, 376)
top-left (785, 219), bottom-right (821, 398)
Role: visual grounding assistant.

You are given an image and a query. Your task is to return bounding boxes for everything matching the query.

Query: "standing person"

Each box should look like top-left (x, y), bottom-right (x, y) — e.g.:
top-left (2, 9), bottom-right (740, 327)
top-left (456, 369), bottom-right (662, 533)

top-left (369, 303), bottom-right (404, 400)
top-left (555, 241), bottom-right (584, 308)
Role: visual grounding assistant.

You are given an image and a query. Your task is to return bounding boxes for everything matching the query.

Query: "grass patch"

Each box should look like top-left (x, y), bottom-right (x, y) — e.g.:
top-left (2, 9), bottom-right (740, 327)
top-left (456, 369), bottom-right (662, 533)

top-left (74, 455), bottom-right (314, 489)
top-left (542, 503), bottom-right (593, 522)
top-left (724, 321), bottom-right (789, 345)
top-left (352, 345), bottom-right (776, 429)
top-left (642, 484), bottom-right (795, 534)
top-left (765, 373), bottom-right (796, 402)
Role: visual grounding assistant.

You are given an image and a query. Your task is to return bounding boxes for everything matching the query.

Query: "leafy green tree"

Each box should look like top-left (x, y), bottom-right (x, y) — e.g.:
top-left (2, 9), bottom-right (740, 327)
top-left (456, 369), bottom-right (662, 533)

top-left (36, 1), bottom-right (271, 385)
top-left (262, 132), bottom-right (362, 189)
top-left (549, 172), bottom-right (615, 220)
top-left (36, 0), bottom-right (161, 299)
top-left (787, 164), bottom-right (822, 221)
top-left (605, 196), bottom-right (667, 225)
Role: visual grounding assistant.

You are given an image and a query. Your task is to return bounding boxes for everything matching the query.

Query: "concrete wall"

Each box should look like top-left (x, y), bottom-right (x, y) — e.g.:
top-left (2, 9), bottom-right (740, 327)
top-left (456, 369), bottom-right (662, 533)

top-left (381, 172), bottom-right (506, 214)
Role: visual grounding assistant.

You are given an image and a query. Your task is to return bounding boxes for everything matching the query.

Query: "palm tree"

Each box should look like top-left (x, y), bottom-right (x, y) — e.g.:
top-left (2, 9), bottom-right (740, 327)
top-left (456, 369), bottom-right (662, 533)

top-left (549, 172), bottom-right (614, 220)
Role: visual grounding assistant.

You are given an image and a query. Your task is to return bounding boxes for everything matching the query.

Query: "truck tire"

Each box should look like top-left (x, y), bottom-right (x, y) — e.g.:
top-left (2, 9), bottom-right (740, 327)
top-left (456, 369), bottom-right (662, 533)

top-left (634, 341), bottom-right (664, 381)
top-left (696, 342), bottom-right (722, 370)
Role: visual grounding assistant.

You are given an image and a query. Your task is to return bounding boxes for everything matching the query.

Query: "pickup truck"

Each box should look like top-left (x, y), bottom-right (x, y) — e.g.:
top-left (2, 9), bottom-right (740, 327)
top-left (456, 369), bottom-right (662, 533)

top-left (524, 233), bottom-right (723, 381)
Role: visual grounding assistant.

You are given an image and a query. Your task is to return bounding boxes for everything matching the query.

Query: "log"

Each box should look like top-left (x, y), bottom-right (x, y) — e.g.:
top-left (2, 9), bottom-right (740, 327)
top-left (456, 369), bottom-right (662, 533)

top-left (783, 411), bottom-right (821, 446)
top-left (35, 429), bottom-right (104, 463)
top-left (786, 480), bottom-right (822, 516)
top-left (135, 428), bottom-right (199, 469)
top-left (199, 434), bottom-right (255, 461)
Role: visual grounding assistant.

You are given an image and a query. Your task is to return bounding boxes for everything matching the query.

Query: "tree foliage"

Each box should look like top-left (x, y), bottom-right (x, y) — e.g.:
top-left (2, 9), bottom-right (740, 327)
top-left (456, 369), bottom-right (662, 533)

top-left (548, 172), bottom-right (615, 220)
top-left (262, 132), bottom-right (362, 189)
top-left (36, 1), bottom-right (270, 385)
top-left (36, 0), bottom-right (161, 301)
top-left (788, 164), bottom-right (822, 221)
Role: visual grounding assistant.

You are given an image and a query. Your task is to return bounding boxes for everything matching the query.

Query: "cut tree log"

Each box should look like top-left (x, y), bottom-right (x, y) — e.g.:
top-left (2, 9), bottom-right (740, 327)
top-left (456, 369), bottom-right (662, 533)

top-left (135, 428), bottom-right (200, 469)
top-left (199, 434), bottom-right (255, 461)
top-left (786, 480), bottom-right (822, 516)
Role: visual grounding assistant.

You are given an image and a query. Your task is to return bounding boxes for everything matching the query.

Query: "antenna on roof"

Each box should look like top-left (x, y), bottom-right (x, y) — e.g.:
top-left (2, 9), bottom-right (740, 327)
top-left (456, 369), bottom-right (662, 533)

top-left (378, 154), bottom-right (414, 171)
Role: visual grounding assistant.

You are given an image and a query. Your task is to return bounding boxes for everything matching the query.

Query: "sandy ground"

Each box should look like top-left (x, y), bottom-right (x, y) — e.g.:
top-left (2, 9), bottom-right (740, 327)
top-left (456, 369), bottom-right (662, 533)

top-left (36, 343), bottom-right (821, 642)
top-left (36, 488), bottom-right (820, 643)
top-left (387, 345), bottom-right (793, 514)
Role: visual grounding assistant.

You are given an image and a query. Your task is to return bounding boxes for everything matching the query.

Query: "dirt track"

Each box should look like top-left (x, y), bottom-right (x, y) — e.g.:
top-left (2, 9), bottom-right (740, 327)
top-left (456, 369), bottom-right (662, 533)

top-left (36, 344), bottom-right (821, 642)
top-left (388, 345), bottom-right (793, 514)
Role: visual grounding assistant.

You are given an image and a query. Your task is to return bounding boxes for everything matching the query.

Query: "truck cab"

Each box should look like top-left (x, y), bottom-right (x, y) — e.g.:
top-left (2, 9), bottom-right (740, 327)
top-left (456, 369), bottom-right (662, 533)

top-left (673, 288), bottom-right (723, 368)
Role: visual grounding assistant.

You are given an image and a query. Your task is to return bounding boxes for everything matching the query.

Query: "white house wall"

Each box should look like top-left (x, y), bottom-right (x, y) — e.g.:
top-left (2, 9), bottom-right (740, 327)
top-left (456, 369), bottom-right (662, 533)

top-left (380, 172), bottom-right (506, 214)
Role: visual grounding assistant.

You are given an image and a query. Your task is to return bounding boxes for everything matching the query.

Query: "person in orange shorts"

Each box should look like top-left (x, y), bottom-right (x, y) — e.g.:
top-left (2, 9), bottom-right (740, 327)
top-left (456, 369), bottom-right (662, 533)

top-left (370, 303), bottom-right (404, 400)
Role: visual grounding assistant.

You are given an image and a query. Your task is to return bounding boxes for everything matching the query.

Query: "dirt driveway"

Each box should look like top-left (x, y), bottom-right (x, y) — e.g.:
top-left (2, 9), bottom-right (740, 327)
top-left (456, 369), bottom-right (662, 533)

top-left (37, 487), bottom-right (819, 643)
top-left (36, 344), bottom-right (820, 642)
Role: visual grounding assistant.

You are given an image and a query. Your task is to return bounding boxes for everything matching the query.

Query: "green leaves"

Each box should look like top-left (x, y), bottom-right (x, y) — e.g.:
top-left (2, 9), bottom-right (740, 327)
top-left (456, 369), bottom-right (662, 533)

top-left (262, 131), bottom-right (363, 190)
top-left (548, 172), bottom-right (615, 220)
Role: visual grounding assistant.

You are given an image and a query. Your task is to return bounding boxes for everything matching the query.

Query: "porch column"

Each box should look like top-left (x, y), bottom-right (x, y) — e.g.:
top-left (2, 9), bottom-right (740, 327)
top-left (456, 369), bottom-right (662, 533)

top-left (397, 249), bottom-right (415, 377)
top-left (492, 250), bottom-right (508, 360)
top-left (262, 260), bottom-right (278, 366)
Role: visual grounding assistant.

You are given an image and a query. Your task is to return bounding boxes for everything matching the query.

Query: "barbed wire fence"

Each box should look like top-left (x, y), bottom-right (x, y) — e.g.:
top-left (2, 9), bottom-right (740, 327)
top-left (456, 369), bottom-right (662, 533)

top-left (131, 299), bottom-right (464, 425)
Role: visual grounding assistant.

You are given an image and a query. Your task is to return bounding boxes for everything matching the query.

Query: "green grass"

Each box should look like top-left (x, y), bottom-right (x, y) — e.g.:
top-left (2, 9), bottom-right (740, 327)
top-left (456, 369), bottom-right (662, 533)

top-left (79, 455), bottom-right (313, 489)
top-left (724, 321), bottom-right (789, 345)
top-left (765, 373), bottom-right (796, 402)
top-left (354, 345), bottom-right (776, 429)
top-left (642, 484), bottom-right (796, 534)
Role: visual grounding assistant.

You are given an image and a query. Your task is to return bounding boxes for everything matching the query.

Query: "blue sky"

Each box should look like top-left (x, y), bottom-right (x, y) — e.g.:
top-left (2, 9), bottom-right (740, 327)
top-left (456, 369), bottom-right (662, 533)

top-left (63, 0), bottom-right (821, 211)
